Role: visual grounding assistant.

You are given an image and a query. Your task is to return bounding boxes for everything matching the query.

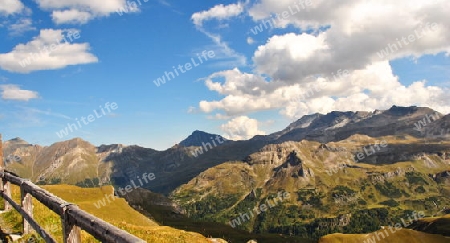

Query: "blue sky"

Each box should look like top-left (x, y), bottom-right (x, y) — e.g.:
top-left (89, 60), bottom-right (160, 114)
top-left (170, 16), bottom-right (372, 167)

top-left (0, 0), bottom-right (449, 150)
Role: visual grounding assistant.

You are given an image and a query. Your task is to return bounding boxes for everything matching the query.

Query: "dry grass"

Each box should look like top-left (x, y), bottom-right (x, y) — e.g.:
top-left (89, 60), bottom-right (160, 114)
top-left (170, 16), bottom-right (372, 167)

top-left (319, 228), bottom-right (450, 243)
top-left (0, 184), bottom-right (213, 243)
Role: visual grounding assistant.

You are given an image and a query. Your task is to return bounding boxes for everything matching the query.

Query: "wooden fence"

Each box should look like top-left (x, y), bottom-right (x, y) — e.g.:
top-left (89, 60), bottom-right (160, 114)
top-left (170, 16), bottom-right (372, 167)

top-left (0, 135), bottom-right (146, 243)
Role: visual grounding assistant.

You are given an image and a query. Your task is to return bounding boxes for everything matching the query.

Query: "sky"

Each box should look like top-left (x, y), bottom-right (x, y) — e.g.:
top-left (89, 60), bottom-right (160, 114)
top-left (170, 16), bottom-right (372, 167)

top-left (0, 0), bottom-right (449, 150)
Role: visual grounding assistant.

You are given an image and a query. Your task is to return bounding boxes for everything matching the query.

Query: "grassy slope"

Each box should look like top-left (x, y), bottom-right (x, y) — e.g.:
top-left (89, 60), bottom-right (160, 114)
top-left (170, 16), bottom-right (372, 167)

top-left (125, 188), bottom-right (316, 243)
top-left (173, 136), bottom-right (449, 203)
top-left (0, 185), bottom-right (213, 243)
top-left (318, 227), bottom-right (450, 243)
top-left (409, 214), bottom-right (450, 237)
top-left (170, 135), bottom-right (450, 239)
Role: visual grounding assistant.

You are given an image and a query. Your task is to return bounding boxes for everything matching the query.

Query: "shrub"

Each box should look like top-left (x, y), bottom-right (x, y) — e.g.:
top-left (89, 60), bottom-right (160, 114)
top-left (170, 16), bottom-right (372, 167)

top-left (379, 199), bottom-right (399, 207)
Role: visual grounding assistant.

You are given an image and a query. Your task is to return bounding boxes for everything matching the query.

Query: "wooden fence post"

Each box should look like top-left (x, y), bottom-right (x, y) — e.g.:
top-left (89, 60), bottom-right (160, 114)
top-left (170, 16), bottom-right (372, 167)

top-left (0, 135), bottom-right (12, 212)
top-left (61, 204), bottom-right (81, 243)
top-left (1, 180), bottom-right (12, 211)
top-left (21, 185), bottom-right (33, 234)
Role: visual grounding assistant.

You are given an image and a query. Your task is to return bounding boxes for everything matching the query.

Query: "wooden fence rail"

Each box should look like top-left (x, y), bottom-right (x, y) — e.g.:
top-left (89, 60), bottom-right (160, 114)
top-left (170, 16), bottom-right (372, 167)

top-left (0, 171), bottom-right (146, 243)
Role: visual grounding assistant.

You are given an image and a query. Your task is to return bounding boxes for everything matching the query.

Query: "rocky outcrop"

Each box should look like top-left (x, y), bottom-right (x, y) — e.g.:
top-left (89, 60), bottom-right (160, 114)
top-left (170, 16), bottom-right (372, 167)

top-left (430, 170), bottom-right (450, 185)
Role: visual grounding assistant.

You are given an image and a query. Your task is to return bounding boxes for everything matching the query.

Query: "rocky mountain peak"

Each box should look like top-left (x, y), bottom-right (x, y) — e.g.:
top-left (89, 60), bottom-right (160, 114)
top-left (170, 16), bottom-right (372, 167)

top-left (97, 144), bottom-right (126, 153)
top-left (55, 137), bottom-right (94, 150)
top-left (179, 130), bottom-right (226, 147)
top-left (5, 137), bottom-right (29, 145)
top-left (385, 105), bottom-right (438, 117)
top-left (286, 113), bottom-right (322, 130)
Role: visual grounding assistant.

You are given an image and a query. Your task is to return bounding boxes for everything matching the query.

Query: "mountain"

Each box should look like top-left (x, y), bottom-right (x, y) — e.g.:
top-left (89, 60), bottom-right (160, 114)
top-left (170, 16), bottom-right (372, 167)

top-left (4, 137), bottom-right (29, 147)
top-left (4, 137), bottom-right (100, 185)
top-left (418, 113), bottom-right (450, 139)
top-left (254, 106), bottom-right (446, 144)
top-left (3, 106), bottom-right (449, 194)
top-left (2, 136), bottom-right (268, 194)
top-left (179, 130), bottom-right (228, 147)
top-left (2, 105), bottom-right (450, 242)
top-left (169, 135), bottom-right (450, 239)
top-left (2, 137), bottom-right (43, 178)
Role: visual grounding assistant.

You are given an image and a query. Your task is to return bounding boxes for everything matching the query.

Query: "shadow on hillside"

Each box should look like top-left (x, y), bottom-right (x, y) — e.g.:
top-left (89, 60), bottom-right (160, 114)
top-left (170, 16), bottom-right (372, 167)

top-left (104, 140), bottom-right (270, 195)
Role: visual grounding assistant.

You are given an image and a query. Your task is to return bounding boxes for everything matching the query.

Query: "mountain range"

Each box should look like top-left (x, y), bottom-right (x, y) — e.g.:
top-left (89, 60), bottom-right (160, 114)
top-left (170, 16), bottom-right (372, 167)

top-left (2, 105), bottom-right (450, 242)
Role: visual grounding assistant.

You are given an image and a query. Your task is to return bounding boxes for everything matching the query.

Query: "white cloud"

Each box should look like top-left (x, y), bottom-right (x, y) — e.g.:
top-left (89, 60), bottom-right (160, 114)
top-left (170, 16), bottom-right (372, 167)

top-left (8, 18), bottom-right (36, 36)
top-left (200, 61), bottom-right (450, 120)
top-left (221, 116), bottom-right (266, 140)
top-left (247, 37), bottom-right (254, 44)
top-left (0, 84), bottom-right (39, 101)
top-left (52, 9), bottom-right (92, 24)
top-left (0, 0), bottom-right (24, 15)
top-left (194, 0), bottom-right (450, 121)
top-left (19, 107), bottom-right (71, 119)
top-left (201, 63), bottom-right (450, 118)
top-left (203, 68), bottom-right (270, 96)
top-left (253, 33), bottom-right (330, 82)
top-left (35, 0), bottom-right (139, 24)
top-left (35, 0), bottom-right (125, 14)
top-left (0, 29), bottom-right (98, 73)
top-left (192, 3), bottom-right (244, 27)
top-left (192, 3), bottom-right (247, 67)
top-left (158, 0), bottom-right (171, 7)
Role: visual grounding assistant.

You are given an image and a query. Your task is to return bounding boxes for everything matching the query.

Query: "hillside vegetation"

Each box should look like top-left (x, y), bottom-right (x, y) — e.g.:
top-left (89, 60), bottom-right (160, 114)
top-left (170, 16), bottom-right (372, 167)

top-left (2, 106), bottom-right (450, 242)
top-left (0, 185), bottom-right (214, 243)
top-left (124, 188), bottom-right (316, 243)
top-left (170, 135), bottom-right (450, 239)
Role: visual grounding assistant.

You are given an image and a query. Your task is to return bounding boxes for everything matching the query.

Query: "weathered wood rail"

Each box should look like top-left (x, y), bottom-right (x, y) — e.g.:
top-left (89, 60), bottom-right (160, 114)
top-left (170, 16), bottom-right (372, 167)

top-left (0, 135), bottom-right (146, 243)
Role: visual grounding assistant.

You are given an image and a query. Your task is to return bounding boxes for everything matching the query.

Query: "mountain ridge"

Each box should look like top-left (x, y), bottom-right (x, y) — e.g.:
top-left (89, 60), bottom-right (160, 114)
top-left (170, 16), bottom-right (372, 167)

top-left (3, 105), bottom-right (449, 194)
top-left (2, 105), bottom-right (450, 242)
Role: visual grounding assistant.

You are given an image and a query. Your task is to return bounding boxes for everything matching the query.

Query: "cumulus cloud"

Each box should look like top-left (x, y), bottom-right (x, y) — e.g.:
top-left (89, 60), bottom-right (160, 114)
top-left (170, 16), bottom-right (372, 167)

top-left (0, 84), bottom-right (39, 101)
top-left (221, 116), bottom-right (266, 140)
top-left (194, 0), bottom-right (450, 122)
top-left (8, 18), bottom-right (36, 36)
top-left (253, 32), bottom-right (330, 82)
top-left (0, 0), bottom-right (24, 15)
top-left (192, 2), bottom-right (244, 27)
top-left (52, 9), bottom-right (91, 24)
top-left (35, 0), bottom-right (126, 14)
top-left (0, 29), bottom-right (98, 73)
top-left (201, 62), bottom-right (450, 120)
top-left (35, 0), bottom-right (138, 24)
